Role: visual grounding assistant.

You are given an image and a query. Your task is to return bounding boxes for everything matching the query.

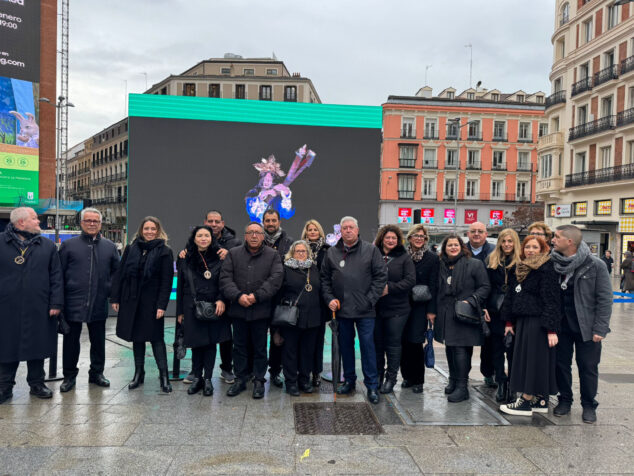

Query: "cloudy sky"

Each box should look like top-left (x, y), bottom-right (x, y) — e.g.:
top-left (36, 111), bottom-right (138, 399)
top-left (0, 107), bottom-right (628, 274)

top-left (67, 0), bottom-right (555, 146)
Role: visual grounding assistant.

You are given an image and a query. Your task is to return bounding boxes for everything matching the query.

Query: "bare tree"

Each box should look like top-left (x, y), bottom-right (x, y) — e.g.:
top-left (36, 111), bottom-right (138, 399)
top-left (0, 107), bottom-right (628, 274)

top-left (502, 204), bottom-right (545, 234)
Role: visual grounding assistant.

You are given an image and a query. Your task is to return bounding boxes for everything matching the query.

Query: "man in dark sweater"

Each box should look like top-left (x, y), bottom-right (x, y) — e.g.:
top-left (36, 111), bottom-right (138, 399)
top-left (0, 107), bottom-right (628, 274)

top-left (601, 250), bottom-right (614, 275)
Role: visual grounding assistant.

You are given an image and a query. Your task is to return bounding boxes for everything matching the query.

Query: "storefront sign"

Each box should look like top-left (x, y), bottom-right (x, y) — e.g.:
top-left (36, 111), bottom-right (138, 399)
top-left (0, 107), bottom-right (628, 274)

top-left (555, 204), bottom-right (571, 218)
top-left (444, 208), bottom-right (455, 225)
top-left (489, 209), bottom-right (503, 226)
top-left (397, 207), bottom-right (412, 224)
top-left (595, 200), bottom-right (612, 216)
top-left (420, 208), bottom-right (434, 225)
top-left (549, 204), bottom-right (556, 217)
top-left (464, 209), bottom-right (478, 224)
top-left (574, 202), bottom-right (587, 216)
top-left (622, 198), bottom-right (634, 215)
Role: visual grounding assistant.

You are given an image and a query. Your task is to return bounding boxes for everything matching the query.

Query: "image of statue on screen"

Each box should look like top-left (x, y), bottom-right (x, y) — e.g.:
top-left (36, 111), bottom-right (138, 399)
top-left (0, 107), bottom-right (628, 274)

top-left (245, 144), bottom-right (316, 222)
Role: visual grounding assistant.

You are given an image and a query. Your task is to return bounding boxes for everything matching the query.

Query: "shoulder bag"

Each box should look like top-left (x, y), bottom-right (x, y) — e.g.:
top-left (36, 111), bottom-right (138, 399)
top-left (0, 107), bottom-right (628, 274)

top-left (411, 284), bottom-right (432, 302)
top-left (272, 279), bottom-right (307, 328)
top-left (186, 266), bottom-right (219, 321)
top-left (454, 294), bottom-right (491, 337)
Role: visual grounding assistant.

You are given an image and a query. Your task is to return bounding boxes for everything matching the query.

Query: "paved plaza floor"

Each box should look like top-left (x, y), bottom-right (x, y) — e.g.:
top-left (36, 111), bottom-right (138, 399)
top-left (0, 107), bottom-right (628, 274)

top-left (1, 294), bottom-right (633, 474)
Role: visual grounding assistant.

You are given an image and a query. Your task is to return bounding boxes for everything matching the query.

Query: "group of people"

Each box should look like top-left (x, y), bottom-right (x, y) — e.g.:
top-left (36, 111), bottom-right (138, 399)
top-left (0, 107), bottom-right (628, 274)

top-left (0, 206), bottom-right (614, 424)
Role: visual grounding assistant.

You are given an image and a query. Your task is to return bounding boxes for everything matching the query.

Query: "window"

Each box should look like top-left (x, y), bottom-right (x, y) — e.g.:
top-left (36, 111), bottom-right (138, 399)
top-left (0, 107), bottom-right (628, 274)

top-left (491, 93), bottom-right (500, 101)
top-left (560, 2), bottom-right (570, 25)
top-left (424, 119), bottom-right (438, 139)
top-left (578, 105), bottom-right (588, 125)
top-left (492, 180), bottom-right (504, 198)
top-left (580, 62), bottom-right (590, 79)
top-left (468, 120), bottom-right (480, 139)
top-left (402, 117), bottom-right (415, 138)
top-left (467, 92), bottom-right (475, 100)
top-left (536, 96), bottom-right (544, 104)
top-left (517, 94), bottom-right (525, 102)
top-left (446, 149), bottom-right (458, 167)
top-left (517, 182), bottom-right (529, 200)
top-left (518, 122), bottom-right (531, 141)
top-left (447, 91), bottom-right (455, 99)
top-left (574, 202), bottom-right (588, 216)
top-left (604, 49), bottom-right (615, 68)
top-left (399, 145), bottom-right (417, 168)
top-left (539, 123), bottom-right (549, 137)
top-left (467, 149), bottom-right (480, 168)
top-left (235, 84), bottom-right (246, 99)
top-left (540, 154), bottom-right (553, 178)
top-left (466, 180), bottom-right (478, 198)
top-left (259, 85), bottom-right (272, 100)
top-left (422, 178), bottom-right (435, 198)
top-left (221, 67), bottom-right (231, 75)
top-left (583, 18), bottom-right (593, 44)
top-left (209, 83), bottom-right (221, 98)
top-left (556, 37), bottom-right (566, 60)
top-left (554, 77), bottom-right (563, 92)
top-left (159, 87), bottom-right (167, 95)
top-left (493, 150), bottom-right (505, 170)
top-left (601, 96), bottom-right (613, 117)
top-left (447, 121), bottom-right (459, 138)
top-left (243, 68), bottom-right (254, 76)
top-left (284, 86), bottom-right (297, 102)
top-left (627, 141), bottom-right (634, 164)
top-left (266, 68), bottom-right (278, 75)
top-left (518, 151), bottom-right (531, 170)
top-left (600, 146), bottom-right (611, 168)
top-left (183, 83), bottom-right (196, 96)
top-left (607, 3), bottom-right (619, 30)
top-left (575, 152), bottom-right (587, 173)
top-left (398, 174), bottom-right (416, 199)
top-left (493, 121), bottom-right (506, 140)
top-left (444, 179), bottom-right (456, 198)
top-left (423, 148), bottom-right (436, 167)
top-left (595, 199), bottom-right (612, 215)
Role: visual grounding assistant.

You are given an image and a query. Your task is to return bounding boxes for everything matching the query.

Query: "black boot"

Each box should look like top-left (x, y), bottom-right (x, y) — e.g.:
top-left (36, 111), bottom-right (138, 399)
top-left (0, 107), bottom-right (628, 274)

top-left (495, 381), bottom-right (509, 402)
top-left (151, 341), bottom-right (172, 393)
top-left (159, 370), bottom-right (172, 393)
top-left (380, 345), bottom-right (401, 394)
top-left (203, 379), bottom-right (213, 396)
top-left (444, 346), bottom-right (456, 394)
top-left (188, 378), bottom-right (204, 395)
top-left (448, 347), bottom-right (471, 403)
top-left (128, 366), bottom-right (145, 390)
top-left (447, 378), bottom-right (469, 402)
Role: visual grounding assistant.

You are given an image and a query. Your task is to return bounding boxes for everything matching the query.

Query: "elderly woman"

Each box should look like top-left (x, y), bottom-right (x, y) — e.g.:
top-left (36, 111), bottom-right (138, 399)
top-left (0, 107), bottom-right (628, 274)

top-left (278, 240), bottom-right (323, 396)
top-left (176, 225), bottom-right (230, 397)
top-left (500, 236), bottom-right (561, 416)
top-left (528, 221), bottom-right (553, 246)
top-left (435, 234), bottom-right (490, 403)
top-left (484, 228), bottom-right (521, 402)
top-left (111, 216), bottom-right (174, 393)
top-left (400, 224), bottom-right (439, 394)
top-left (373, 225), bottom-right (415, 394)
top-left (300, 219), bottom-right (331, 387)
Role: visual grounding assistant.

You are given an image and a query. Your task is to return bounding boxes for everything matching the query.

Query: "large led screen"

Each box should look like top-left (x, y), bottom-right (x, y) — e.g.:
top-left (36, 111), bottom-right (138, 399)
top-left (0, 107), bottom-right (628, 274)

top-left (127, 94), bottom-right (382, 250)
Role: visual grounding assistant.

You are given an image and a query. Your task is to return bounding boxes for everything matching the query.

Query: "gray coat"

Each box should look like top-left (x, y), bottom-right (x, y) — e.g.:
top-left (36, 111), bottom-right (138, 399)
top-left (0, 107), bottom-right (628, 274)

top-left (568, 255), bottom-right (612, 341)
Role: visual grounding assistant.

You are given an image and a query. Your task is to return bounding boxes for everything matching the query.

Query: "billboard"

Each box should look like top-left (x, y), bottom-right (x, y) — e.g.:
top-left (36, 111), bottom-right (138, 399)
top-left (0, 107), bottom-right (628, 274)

top-left (464, 209), bottom-right (477, 224)
top-left (127, 95), bottom-right (382, 249)
top-left (489, 209), bottom-right (503, 226)
top-left (420, 208), bottom-right (434, 225)
top-left (444, 208), bottom-right (455, 224)
top-left (397, 207), bottom-right (412, 224)
top-left (0, 0), bottom-right (40, 206)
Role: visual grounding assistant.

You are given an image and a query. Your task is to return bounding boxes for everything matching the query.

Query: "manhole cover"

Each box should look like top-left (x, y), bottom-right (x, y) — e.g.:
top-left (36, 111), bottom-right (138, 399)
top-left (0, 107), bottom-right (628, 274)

top-left (294, 402), bottom-right (384, 435)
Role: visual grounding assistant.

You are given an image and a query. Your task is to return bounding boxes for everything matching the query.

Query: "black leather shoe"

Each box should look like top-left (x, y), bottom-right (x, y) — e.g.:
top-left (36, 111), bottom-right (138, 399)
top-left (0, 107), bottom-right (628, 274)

top-left (553, 401), bottom-right (571, 416)
top-left (367, 388), bottom-right (380, 404)
top-left (187, 378), bottom-right (204, 395)
top-left (159, 372), bottom-right (172, 393)
top-left (495, 381), bottom-right (508, 402)
top-left (401, 379), bottom-right (413, 388)
top-left (412, 384), bottom-right (423, 394)
top-left (226, 381), bottom-right (247, 397)
top-left (203, 379), bottom-right (214, 396)
top-left (286, 383), bottom-right (300, 396)
top-left (380, 379), bottom-right (396, 394)
top-left (299, 383), bottom-right (313, 394)
top-left (128, 367), bottom-right (145, 390)
top-left (88, 374), bottom-right (110, 387)
top-left (270, 374), bottom-right (283, 388)
top-left (60, 378), bottom-right (76, 393)
top-left (253, 381), bottom-right (265, 399)
top-left (312, 374), bottom-right (321, 387)
top-left (0, 389), bottom-right (13, 404)
top-left (484, 376), bottom-right (497, 388)
top-left (444, 378), bottom-right (456, 394)
top-left (30, 384), bottom-right (53, 399)
top-left (582, 406), bottom-right (597, 424)
top-left (336, 381), bottom-right (356, 395)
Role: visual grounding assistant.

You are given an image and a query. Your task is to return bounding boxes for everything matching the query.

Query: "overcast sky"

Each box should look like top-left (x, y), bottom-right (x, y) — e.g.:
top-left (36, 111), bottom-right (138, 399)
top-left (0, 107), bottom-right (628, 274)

top-left (66, 0), bottom-right (555, 146)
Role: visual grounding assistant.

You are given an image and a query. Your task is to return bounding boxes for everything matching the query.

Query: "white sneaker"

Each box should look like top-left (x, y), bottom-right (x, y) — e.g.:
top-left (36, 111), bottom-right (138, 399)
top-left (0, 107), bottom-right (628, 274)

top-left (221, 370), bottom-right (235, 384)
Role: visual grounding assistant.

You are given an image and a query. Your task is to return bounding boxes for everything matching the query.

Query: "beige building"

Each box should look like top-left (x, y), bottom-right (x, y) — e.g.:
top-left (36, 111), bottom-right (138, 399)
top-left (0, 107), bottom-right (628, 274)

top-left (66, 141), bottom-right (92, 203)
top-left (538, 0), bottom-right (634, 259)
top-left (146, 54), bottom-right (321, 103)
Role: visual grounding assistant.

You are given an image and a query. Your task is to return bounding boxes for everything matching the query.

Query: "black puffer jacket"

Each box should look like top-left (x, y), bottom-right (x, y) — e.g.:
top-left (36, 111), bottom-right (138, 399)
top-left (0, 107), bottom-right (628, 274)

top-left (376, 245), bottom-right (416, 318)
top-left (278, 264), bottom-right (322, 329)
top-left (266, 229), bottom-right (293, 259)
top-left (501, 259), bottom-right (561, 332)
top-left (217, 226), bottom-right (241, 250)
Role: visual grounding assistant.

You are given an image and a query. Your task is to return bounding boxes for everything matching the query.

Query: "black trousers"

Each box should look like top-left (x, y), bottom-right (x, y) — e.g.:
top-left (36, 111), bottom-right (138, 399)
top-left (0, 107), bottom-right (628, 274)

top-left (132, 341), bottom-right (169, 372)
top-left (312, 322), bottom-right (326, 376)
top-left (400, 341), bottom-right (425, 385)
top-left (192, 344), bottom-right (217, 379)
top-left (280, 326), bottom-right (319, 385)
top-left (480, 334), bottom-right (494, 379)
top-left (446, 345), bottom-right (473, 381)
top-left (556, 329), bottom-right (602, 408)
top-left (268, 325), bottom-right (283, 376)
top-left (374, 314), bottom-right (408, 380)
top-left (233, 319), bottom-right (268, 383)
top-left (219, 340), bottom-right (233, 373)
top-left (62, 320), bottom-right (106, 379)
top-left (490, 332), bottom-right (513, 384)
top-left (0, 359), bottom-right (45, 390)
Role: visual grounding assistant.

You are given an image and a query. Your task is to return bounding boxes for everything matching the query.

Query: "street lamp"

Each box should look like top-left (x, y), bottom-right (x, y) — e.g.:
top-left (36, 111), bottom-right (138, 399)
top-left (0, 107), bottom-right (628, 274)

top-left (39, 96), bottom-right (75, 244)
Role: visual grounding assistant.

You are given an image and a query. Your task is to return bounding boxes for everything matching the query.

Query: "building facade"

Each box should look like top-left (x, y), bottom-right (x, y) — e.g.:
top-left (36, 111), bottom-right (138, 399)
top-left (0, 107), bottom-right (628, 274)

top-left (66, 141), bottom-right (91, 202)
top-left (381, 87), bottom-right (545, 239)
top-left (537, 0), bottom-right (634, 259)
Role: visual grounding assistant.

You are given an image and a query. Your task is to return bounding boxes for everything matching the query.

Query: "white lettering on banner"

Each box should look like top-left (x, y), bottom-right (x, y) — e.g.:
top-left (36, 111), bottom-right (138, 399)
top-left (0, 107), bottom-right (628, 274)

top-left (0, 57), bottom-right (25, 68)
top-left (0, 12), bottom-right (23, 22)
top-left (3, 0), bottom-right (25, 5)
top-left (555, 204), bottom-right (571, 218)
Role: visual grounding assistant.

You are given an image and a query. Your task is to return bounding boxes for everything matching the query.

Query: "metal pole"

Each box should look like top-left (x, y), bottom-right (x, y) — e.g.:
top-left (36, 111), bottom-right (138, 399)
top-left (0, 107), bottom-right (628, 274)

top-left (55, 101), bottom-right (61, 244)
top-left (454, 121), bottom-right (460, 235)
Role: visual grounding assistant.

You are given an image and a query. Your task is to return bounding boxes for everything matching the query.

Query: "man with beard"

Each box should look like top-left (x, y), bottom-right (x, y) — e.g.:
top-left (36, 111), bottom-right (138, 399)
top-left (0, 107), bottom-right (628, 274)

top-left (0, 207), bottom-right (63, 403)
top-left (261, 209), bottom-right (293, 388)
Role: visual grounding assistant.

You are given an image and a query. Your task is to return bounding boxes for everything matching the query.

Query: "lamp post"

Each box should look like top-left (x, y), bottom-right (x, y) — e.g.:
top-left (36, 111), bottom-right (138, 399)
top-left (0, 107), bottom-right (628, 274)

top-left (447, 118), bottom-right (478, 234)
top-left (39, 96), bottom-right (75, 244)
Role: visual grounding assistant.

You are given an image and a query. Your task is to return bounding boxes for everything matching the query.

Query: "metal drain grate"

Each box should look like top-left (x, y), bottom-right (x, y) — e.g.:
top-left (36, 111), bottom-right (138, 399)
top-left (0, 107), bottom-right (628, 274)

top-left (318, 381), bottom-right (334, 394)
top-left (294, 402), bottom-right (384, 435)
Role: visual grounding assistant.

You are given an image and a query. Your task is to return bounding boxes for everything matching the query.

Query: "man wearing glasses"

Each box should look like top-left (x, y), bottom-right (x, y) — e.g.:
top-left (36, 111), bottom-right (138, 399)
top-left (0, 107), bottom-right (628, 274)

top-left (220, 222), bottom-right (283, 399)
top-left (58, 208), bottom-right (120, 392)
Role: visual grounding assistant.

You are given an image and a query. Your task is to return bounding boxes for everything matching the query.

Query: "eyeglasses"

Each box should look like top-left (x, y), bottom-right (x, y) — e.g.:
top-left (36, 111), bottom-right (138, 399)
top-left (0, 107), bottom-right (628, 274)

top-left (411, 234), bottom-right (427, 240)
top-left (531, 232), bottom-right (546, 237)
top-left (470, 230), bottom-right (486, 234)
top-left (82, 220), bottom-right (101, 225)
top-left (245, 231), bottom-right (263, 236)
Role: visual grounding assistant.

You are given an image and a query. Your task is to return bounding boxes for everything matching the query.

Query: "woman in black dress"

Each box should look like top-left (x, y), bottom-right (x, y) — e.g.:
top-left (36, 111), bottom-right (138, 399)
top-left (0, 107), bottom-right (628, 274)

top-left (176, 225), bottom-right (231, 397)
top-left (499, 235), bottom-right (561, 416)
top-left (373, 225), bottom-right (415, 393)
top-left (111, 216), bottom-right (174, 393)
top-left (400, 224), bottom-right (439, 394)
top-left (278, 240), bottom-right (323, 396)
top-left (300, 219), bottom-right (331, 387)
top-left (435, 234), bottom-right (490, 403)
top-left (483, 228), bottom-right (521, 402)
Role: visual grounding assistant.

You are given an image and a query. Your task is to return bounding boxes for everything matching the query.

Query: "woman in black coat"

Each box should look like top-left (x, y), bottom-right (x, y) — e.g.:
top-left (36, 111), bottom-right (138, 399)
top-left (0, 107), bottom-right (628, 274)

top-left (176, 226), bottom-right (231, 397)
top-left (400, 224), bottom-right (439, 394)
top-left (111, 216), bottom-right (174, 393)
top-left (301, 219), bottom-right (331, 387)
top-left (373, 225), bottom-right (415, 394)
top-left (499, 236), bottom-right (561, 417)
top-left (278, 240), bottom-right (323, 396)
top-left (435, 234), bottom-right (490, 403)
top-left (483, 228), bottom-right (521, 403)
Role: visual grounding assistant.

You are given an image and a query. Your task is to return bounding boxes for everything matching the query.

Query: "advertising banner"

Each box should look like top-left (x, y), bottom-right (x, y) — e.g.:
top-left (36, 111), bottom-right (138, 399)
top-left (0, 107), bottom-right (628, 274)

top-left (464, 209), bottom-right (477, 224)
top-left (397, 207), bottom-right (412, 224)
top-left (444, 208), bottom-right (455, 225)
top-left (555, 204), bottom-right (571, 217)
top-left (622, 198), bottom-right (634, 215)
top-left (596, 200), bottom-right (612, 216)
top-left (421, 208), bottom-right (434, 225)
top-left (574, 202), bottom-right (587, 216)
top-left (489, 209), bottom-right (503, 226)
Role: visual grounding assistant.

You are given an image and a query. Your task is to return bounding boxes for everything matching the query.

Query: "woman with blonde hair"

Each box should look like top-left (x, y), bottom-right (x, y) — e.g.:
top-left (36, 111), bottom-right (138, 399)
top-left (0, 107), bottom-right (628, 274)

top-left (528, 221), bottom-right (553, 244)
top-left (484, 228), bottom-right (521, 402)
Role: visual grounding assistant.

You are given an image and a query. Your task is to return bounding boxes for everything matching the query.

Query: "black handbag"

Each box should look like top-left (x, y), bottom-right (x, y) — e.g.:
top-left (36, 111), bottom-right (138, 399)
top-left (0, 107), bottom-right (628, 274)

top-left (411, 284), bottom-right (432, 302)
top-left (454, 295), bottom-right (491, 337)
top-left (488, 292), bottom-right (505, 313)
top-left (186, 267), bottom-right (219, 322)
top-left (272, 286), bottom-right (305, 327)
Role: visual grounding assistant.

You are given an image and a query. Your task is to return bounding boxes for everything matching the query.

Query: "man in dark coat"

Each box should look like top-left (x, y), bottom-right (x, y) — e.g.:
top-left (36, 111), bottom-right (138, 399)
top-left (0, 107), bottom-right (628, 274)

top-left (465, 221), bottom-right (496, 388)
top-left (262, 209), bottom-right (293, 387)
top-left (0, 207), bottom-right (63, 404)
top-left (58, 208), bottom-right (120, 392)
top-left (220, 222), bottom-right (283, 399)
top-left (321, 216), bottom-right (387, 404)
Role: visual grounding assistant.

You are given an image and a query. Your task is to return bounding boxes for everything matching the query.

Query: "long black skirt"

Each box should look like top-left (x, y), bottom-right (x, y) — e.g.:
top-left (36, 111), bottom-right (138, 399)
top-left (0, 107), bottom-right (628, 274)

top-left (509, 315), bottom-right (557, 397)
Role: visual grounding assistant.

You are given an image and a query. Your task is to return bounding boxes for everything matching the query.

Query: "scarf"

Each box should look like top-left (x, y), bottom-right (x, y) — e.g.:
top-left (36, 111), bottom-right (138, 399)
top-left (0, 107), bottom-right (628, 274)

top-left (190, 247), bottom-right (220, 275)
top-left (515, 253), bottom-right (551, 283)
top-left (123, 238), bottom-right (166, 281)
top-left (550, 240), bottom-right (591, 277)
top-left (407, 243), bottom-right (427, 263)
top-left (5, 222), bottom-right (41, 247)
top-left (439, 252), bottom-right (465, 296)
top-left (264, 228), bottom-right (283, 247)
top-left (284, 258), bottom-right (313, 269)
top-left (308, 237), bottom-right (325, 256)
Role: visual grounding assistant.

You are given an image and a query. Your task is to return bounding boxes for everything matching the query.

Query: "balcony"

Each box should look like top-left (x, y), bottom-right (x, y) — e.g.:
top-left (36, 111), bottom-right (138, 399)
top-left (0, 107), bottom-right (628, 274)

top-left (466, 161), bottom-right (481, 170)
top-left (491, 161), bottom-right (506, 171)
top-left (401, 127), bottom-right (415, 139)
top-left (617, 107), bottom-right (634, 128)
top-left (537, 131), bottom-right (564, 150)
top-left (421, 191), bottom-right (436, 200)
top-left (399, 158), bottom-right (416, 168)
top-left (398, 190), bottom-right (414, 199)
top-left (467, 133), bottom-right (482, 141)
top-left (545, 90), bottom-right (566, 108)
top-left (442, 192), bottom-right (532, 202)
top-left (621, 55), bottom-right (634, 76)
top-left (492, 134), bottom-right (507, 142)
top-left (422, 160), bottom-right (437, 169)
top-left (517, 162), bottom-right (533, 172)
top-left (565, 163), bottom-right (634, 188)
top-left (517, 135), bottom-right (533, 143)
top-left (445, 132), bottom-right (458, 140)
top-left (559, 14), bottom-right (569, 26)
top-left (537, 176), bottom-right (563, 194)
top-left (593, 65), bottom-right (619, 88)
top-left (571, 77), bottom-right (592, 97)
top-left (423, 131), bottom-right (439, 140)
top-left (569, 115), bottom-right (615, 141)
